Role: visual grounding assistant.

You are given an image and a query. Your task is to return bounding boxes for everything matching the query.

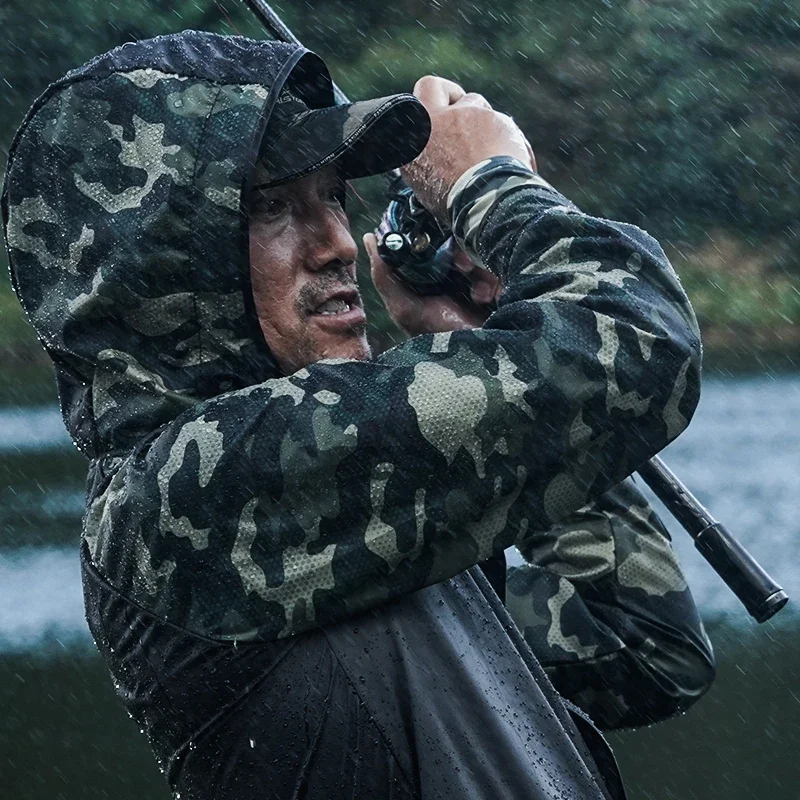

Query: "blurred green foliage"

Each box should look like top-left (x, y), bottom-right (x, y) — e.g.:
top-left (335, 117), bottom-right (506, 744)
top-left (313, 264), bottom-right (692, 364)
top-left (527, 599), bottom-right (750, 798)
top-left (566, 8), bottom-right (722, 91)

top-left (1, 0), bottom-right (798, 376)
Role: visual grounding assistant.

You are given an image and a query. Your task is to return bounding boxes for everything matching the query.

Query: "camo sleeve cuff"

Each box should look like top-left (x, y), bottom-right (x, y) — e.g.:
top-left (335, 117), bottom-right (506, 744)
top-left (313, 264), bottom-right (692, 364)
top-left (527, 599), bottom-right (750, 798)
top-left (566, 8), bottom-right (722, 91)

top-left (446, 156), bottom-right (572, 277)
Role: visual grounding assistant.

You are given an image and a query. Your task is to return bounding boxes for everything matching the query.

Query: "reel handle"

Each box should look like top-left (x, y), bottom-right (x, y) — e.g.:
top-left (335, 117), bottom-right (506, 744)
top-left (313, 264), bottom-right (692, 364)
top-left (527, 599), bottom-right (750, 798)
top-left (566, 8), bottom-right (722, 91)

top-left (637, 456), bottom-right (788, 623)
top-left (693, 522), bottom-right (788, 623)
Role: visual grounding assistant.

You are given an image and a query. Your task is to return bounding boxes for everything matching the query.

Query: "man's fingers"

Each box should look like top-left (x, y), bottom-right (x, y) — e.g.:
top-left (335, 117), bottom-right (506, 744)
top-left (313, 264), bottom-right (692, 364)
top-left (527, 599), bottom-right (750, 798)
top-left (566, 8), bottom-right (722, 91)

top-left (451, 244), bottom-right (475, 275)
top-left (365, 232), bottom-right (498, 333)
top-left (471, 278), bottom-right (495, 306)
top-left (456, 92), bottom-right (493, 110)
top-left (413, 76), bottom-right (466, 110)
top-left (403, 76), bottom-right (534, 219)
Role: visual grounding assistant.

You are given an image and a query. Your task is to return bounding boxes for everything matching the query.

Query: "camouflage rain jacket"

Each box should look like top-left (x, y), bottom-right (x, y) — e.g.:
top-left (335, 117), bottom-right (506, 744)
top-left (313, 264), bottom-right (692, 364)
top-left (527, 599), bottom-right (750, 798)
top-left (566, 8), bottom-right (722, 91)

top-left (3, 30), bottom-right (713, 800)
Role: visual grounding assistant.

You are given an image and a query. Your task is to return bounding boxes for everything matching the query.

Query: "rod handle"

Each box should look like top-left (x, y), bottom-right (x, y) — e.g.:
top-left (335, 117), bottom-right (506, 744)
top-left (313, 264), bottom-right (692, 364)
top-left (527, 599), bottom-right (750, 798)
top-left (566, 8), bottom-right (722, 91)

top-left (694, 521), bottom-right (788, 623)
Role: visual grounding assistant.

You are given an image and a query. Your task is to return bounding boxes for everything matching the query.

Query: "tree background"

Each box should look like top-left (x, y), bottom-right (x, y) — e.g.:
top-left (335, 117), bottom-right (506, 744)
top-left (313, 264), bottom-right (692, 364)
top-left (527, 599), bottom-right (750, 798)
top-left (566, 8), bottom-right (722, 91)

top-left (1, 0), bottom-right (799, 393)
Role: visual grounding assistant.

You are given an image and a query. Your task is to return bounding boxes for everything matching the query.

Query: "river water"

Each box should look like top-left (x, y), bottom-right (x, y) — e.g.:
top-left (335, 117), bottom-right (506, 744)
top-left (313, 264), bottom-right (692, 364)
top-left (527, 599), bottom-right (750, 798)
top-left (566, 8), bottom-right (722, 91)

top-left (2, 374), bottom-right (798, 649)
top-left (1, 375), bottom-right (799, 799)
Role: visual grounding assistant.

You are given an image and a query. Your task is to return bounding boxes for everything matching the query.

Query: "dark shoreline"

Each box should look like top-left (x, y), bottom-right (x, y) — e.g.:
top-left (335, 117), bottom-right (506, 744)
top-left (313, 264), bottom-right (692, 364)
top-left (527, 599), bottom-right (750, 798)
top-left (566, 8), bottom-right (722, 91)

top-left (2, 614), bottom-right (797, 800)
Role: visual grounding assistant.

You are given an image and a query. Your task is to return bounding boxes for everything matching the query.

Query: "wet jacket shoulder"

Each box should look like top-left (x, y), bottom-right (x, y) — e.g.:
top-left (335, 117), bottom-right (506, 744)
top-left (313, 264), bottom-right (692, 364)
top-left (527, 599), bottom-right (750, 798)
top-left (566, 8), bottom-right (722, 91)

top-left (506, 478), bottom-right (715, 729)
top-left (89, 159), bottom-right (699, 643)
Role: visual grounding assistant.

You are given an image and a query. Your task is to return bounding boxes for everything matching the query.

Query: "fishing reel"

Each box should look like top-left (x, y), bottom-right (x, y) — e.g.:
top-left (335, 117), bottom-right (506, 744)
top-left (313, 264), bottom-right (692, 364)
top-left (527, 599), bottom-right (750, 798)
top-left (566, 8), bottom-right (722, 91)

top-left (375, 174), bottom-right (475, 302)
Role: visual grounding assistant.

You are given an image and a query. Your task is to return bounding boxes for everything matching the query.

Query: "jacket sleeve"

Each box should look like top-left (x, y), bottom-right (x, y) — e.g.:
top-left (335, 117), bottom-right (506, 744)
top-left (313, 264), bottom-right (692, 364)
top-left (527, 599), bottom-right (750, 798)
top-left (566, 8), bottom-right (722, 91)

top-left (505, 478), bottom-right (715, 730)
top-left (85, 156), bottom-right (703, 642)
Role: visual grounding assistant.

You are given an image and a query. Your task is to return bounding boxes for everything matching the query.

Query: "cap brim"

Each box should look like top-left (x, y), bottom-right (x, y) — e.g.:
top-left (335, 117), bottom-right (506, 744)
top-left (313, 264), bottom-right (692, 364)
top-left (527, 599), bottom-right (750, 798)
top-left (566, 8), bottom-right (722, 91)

top-left (256, 94), bottom-right (431, 187)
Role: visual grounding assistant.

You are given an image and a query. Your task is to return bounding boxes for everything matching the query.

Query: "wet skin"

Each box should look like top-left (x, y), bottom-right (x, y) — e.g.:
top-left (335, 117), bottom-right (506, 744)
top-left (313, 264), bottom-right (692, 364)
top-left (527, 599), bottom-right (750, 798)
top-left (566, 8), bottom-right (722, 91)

top-left (248, 166), bottom-right (371, 374)
top-left (247, 159), bottom-right (503, 373)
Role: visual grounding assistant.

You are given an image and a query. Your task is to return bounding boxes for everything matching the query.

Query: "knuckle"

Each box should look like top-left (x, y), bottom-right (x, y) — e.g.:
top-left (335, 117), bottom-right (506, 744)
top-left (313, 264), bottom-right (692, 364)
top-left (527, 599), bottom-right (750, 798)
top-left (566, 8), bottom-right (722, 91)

top-left (463, 92), bottom-right (489, 106)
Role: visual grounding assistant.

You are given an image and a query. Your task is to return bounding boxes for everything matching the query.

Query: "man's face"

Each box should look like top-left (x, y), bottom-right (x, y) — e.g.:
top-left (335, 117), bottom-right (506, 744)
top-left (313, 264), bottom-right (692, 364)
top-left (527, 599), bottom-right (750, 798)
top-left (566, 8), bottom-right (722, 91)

top-left (248, 165), bottom-right (371, 374)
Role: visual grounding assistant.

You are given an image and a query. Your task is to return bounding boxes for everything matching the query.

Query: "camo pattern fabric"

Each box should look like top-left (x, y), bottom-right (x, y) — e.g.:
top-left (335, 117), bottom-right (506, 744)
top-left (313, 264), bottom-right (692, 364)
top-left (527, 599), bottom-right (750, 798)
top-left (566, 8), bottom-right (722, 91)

top-left (4, 33), bottom-right (703, 663)
top-left (506, 477), bottom-right (714, 729)
top-left (79, 156), bottom-right (700, 643)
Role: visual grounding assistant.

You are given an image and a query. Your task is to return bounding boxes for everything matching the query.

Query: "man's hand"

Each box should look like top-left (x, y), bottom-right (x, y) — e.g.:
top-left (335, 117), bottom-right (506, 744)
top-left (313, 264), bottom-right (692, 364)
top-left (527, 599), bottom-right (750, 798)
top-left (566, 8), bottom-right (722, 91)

top-left (364, 233), bottom-right (502, 337)
top-left (402, 76), bottom-right (536, 221)
top-left (366, 75), bottom-right (531, 337)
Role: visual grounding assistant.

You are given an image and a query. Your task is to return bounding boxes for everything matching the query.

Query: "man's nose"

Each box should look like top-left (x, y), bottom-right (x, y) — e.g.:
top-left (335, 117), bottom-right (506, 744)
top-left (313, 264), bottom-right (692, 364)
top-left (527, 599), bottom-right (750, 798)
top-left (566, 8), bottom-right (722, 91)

top-left (304, 205), bottom-right (358, 272)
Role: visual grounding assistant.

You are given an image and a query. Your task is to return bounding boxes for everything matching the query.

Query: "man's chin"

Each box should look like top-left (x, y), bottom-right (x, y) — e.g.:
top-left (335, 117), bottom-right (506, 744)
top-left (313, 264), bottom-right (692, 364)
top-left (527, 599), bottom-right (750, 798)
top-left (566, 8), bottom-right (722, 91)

top-left (309, 329), bottom-right (372, 364)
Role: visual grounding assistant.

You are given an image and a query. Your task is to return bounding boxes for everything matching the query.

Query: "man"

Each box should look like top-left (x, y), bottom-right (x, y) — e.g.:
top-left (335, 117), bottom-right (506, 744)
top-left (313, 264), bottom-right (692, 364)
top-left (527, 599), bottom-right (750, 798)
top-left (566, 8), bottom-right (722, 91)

top-left (3, 30), bottom-right (711, 800)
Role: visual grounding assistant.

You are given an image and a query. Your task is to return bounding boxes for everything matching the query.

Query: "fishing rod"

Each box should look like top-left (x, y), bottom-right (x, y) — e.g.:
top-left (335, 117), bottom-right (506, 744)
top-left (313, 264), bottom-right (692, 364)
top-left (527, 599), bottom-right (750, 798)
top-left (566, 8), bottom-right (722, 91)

top-left (241, 0), bottom-right (349, 105)
top-left (638, 456), bottom-right (786, 622)
top-left (240, 0), bottom-right (788, 624)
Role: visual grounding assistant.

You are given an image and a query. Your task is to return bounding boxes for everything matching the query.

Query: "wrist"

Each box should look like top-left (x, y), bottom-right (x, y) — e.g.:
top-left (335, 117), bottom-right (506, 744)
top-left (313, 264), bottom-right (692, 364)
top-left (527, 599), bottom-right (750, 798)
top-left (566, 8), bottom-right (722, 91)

top-left (446, 157), bottom-right (555, 276)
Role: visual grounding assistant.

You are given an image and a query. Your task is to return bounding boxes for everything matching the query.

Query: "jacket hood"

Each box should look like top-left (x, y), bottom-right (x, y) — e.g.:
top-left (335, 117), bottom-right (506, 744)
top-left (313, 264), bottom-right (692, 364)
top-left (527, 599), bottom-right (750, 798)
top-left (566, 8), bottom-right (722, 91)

top-left (2, 31), bottom-right (342, 458)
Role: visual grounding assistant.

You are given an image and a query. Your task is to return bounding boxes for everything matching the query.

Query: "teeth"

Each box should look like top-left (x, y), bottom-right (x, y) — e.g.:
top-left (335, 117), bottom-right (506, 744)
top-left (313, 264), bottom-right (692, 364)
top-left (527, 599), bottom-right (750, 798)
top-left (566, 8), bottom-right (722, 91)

top-left (315, 299), bottom-right (350, 315)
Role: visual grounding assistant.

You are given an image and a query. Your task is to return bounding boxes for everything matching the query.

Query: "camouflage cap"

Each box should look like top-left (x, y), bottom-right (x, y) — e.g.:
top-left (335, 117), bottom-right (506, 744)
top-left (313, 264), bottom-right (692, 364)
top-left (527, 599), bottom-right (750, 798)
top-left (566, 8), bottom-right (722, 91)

top-left (256, 86), bottom-right (431, 187)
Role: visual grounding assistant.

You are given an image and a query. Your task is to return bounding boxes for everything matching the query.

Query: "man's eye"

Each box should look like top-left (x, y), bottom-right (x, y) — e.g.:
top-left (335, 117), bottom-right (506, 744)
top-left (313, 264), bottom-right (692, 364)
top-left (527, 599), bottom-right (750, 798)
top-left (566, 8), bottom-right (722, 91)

top-left (252, 193), bottom-right (288, 218)
top-left (324, 186), bottom-right (346, 207)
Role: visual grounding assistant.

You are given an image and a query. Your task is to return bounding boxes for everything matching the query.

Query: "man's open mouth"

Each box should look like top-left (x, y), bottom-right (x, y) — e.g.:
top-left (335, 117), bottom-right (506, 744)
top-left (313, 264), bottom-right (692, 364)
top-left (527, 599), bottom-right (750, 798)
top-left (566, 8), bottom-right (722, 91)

top-left (309, 288), bottom-right (360, 315)
top-left (314, 297), bottom-right (356, 316)
top-left (307, 288), bottom-right (366, 329)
